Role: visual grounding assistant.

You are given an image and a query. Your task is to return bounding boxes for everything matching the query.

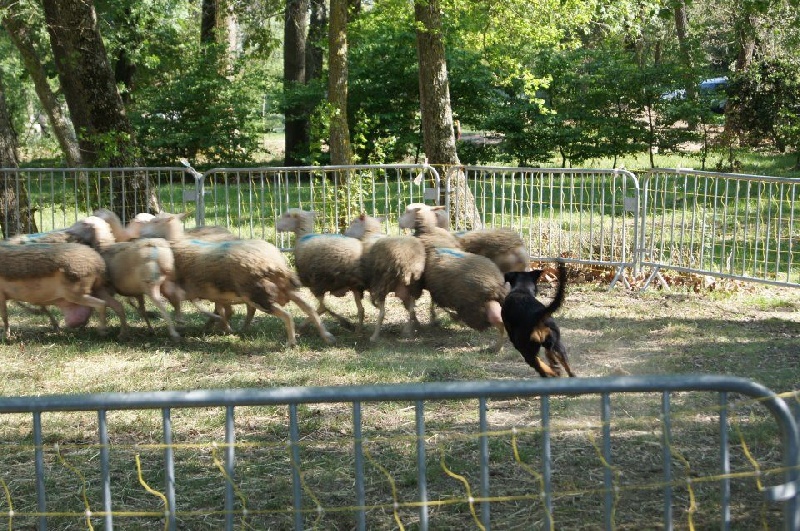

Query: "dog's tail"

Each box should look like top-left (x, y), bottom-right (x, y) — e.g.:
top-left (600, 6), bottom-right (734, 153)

top-left (543, 260), bottom-right (567, 319)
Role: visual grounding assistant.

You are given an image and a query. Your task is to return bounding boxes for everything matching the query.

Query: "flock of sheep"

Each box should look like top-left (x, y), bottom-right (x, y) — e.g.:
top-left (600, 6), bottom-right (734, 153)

top-left (0, 203), bottom-right (533, 353)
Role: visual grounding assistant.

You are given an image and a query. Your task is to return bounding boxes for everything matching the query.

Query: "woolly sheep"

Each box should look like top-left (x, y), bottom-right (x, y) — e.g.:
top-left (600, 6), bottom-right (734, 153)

top-left (139, 214), bottom-right (335, 346)
top-left (113, 209), bottom-right (258, 331)
top-left (0, 241), bottom-right (128, 339)
top-left (95, 209), bottom-right (236, 243)
top-left (345, 213), bottom-right (426, 341)
top-left (401, 203), bottom-right (530, 273)
top-left (276, 208), bottom-right (366, 332)
top-left (403, 205), bottom-right (508, 350)
top-left (69, 216), bottom-right (184, 340)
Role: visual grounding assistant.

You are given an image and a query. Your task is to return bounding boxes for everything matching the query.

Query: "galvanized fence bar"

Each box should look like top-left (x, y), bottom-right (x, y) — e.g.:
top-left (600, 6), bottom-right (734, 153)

top-left (0, 376), bottom-right (797, 529)
top-left (639, 169), bottom-right (800, 289)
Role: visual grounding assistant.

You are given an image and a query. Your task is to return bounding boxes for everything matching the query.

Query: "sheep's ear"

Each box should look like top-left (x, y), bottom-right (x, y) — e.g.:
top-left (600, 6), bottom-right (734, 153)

top-left (176, 212), bottom-right (189, 221)
top-left (431, 205), bottom-right (446, 211)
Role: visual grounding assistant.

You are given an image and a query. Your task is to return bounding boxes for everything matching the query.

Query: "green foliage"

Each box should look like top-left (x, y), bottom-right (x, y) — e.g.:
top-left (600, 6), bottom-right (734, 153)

top-left (727, 58), bottom-right (800, 164)
top-left (130, 45), bottom-right (268, 165)
top-left (348, 6), bottom-right (421, 163)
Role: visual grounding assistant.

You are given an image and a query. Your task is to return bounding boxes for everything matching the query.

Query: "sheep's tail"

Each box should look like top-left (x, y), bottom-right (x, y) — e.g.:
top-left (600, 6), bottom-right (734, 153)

top-left (544, 260), bottom-right (567, 318)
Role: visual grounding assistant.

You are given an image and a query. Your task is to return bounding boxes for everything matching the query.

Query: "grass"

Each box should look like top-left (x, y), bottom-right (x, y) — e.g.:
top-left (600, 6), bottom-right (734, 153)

top-left (0, 275), bottom-right (798, 529)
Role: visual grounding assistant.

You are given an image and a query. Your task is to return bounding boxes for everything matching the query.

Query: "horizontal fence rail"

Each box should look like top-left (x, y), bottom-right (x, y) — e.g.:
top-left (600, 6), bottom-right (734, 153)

top-left (1, 164), bottom-right (797, 288)
top-left (0, 376), bottom-right (797, 530)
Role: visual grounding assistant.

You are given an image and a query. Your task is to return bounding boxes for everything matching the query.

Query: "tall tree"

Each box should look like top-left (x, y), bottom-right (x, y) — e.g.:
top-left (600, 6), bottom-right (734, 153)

top-left (284, 0), bottom-right (309, 165)
top-left (327, 0), bottom-right (352, 165)
top-left (305, 0), bottom-right (326, 83)
top-left (0, 70), bottom-right (38, 236)
top-left (41, 0), bottom-right (136, 167)
top-left (414, 0), bottom-right (480, 227)
top-left (1, 1), bottom-right (81, 166)
top-left (41, 0), bottom-right (157, 219)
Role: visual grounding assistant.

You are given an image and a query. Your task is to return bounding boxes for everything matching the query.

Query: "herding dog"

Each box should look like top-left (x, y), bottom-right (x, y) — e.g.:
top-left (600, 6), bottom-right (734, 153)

top-left (501, 261), bottom-right (575, 378)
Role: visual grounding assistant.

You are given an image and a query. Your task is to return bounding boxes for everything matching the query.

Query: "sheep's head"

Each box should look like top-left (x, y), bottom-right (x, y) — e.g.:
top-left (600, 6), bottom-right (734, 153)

top-left (67, 216), bottom-right (115, 247)
top-left (399, 203), bottom-right (449, 230)
top-left (129, 213), bottom-right (186, 241)
top-left (344, 213), bottom-right (384, 239)
top-left (276, 208), bottom-right (316, 235)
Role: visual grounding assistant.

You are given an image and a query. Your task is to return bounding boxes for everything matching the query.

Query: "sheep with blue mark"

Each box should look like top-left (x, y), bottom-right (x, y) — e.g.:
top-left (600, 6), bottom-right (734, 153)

top-left (402, 203), bottom-right (530, 273)
top-left (344, 213), bottom-right (426, 341)
top-left (276, 208), bottom-right (367, 333)
top-left (399, 205), bottom-right (509, 351)
top-left (69, 214), bottom-right (183, 341)
top-left (132, 213), bottom-right (335, 346)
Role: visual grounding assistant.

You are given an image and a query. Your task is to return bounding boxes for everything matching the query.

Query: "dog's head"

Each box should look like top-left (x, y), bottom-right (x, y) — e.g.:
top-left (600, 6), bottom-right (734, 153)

top-left (504, 270), bottom-right (543, 295)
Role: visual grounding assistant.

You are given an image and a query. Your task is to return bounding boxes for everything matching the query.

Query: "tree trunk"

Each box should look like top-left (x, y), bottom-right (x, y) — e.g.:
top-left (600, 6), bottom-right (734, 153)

top-left (305, 0), bottom-right (326, 84)
top-left (41, 0), bottom-right (157, 220)
top-left (414, 0), bottom-right (481, 229)
top-left (2, 7), bottom-right (82, 166)
top-left (327, 0), bottom-right (352, 166)
top-left (0, 71), bottom-right (38, 236)
top-left (284, 0), bottom-right (309, 166)
top-left (673, 1), bottom-right (696, 99)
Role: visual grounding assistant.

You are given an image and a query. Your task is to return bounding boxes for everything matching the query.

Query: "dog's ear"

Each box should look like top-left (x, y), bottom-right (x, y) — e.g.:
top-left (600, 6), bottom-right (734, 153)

top-left (504, 271), bottom-right (520, 285)
top-left (530, 270), bottom-right (544, 283)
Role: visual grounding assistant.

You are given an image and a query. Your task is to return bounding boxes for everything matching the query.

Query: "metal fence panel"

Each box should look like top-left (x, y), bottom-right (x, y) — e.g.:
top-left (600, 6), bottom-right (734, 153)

top-left (0, 167), bottom-right (194, 235)
top-left (0, 376), bottom-right (797, 530)
top-left (640, 169), bottom-right (800, 288)
top-left (198, 164), bottom-right (440, 250)
top-left (452, 167), bottom-right (640, 274)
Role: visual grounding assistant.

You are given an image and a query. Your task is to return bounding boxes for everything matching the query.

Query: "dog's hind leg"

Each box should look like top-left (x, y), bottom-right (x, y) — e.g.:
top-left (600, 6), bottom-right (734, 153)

top-left (545, 346), bottom-right (575, 377)
top-left (521, 350), bottom-right (559, 377)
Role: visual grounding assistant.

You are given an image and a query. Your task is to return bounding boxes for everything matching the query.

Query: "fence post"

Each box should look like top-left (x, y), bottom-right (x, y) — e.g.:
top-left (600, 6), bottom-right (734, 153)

top-left (180, 159), bottom-right (205, 226)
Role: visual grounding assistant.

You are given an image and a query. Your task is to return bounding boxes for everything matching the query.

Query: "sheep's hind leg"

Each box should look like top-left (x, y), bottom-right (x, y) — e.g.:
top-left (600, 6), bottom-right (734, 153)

top-left (370, 299), bottom-right (387, 342)
top-left (145, 286), bottom-right (180, 341)
top-left (265, 304), bottom-right (297, 348)
top-left (289, 292), bottom-right (335, 344)
top-left (92, 289), bottom-right (129, 339)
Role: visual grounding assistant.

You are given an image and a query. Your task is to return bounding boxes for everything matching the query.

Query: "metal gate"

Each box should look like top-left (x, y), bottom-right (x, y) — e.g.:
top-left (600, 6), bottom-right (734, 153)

top-left (0, 375), bottom-right (797, 530)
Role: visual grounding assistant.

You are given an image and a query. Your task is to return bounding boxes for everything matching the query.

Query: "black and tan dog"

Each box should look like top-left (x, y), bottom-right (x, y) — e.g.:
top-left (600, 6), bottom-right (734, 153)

top-left (501, 261), bottom-right (575, 378)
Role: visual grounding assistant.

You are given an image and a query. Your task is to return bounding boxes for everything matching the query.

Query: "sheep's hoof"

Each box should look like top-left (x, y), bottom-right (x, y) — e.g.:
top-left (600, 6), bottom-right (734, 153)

top-left (321, 331), bottom-right (336, 344)
top-left (369, 333), bottom-right (380, 342)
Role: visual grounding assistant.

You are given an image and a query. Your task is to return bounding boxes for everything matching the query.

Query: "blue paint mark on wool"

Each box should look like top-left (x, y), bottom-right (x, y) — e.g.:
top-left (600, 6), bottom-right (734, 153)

top-left (299, 233), bottom-right (349, 243)
top-left (189, 239), bottom-right (234, 248)
top-left (435, 247), bottom-right (465, 258)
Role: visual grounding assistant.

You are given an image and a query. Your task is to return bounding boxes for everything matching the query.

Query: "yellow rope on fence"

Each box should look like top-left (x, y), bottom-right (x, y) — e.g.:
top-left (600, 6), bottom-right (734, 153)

top-left (134, 453), bottom-right (169, 531)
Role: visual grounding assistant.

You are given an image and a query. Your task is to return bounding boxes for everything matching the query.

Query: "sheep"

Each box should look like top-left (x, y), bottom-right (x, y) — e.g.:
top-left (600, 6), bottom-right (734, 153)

top-left (401, 205), bottom-right (509, 351)
top-left (276, 208), bottom-right (366, 332)
top-left (68, 216), bottom-right (183, 340)
top-left (0, 241), bottom-right (128, 340)
top-left (401, 203), bottom-right (531, 273)
top-left (94, 209), bottom-right (236, 243)
top-left (136, 213), bottom-right (335, 346)
top-left (105, 208), bottom-right (257, 332)
top-left (344, 213), bottom-right (426, 341)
